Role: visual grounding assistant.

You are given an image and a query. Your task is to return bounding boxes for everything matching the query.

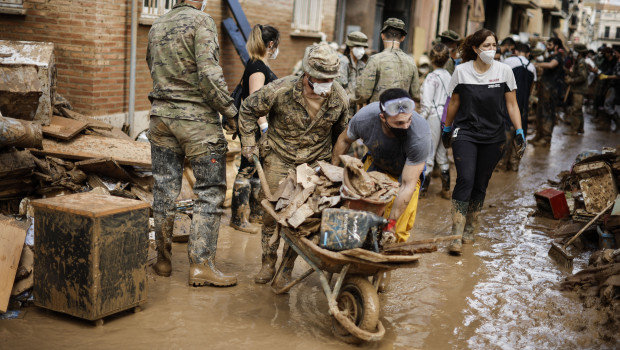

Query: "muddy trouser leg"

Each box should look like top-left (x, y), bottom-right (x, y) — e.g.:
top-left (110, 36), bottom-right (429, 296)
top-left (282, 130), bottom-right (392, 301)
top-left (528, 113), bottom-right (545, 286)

top-left (249, 175), bottom-right (264, 224)
top-left (151, 144), bottom-right (184, 276)
top-left (187, 152), bottom-right (227, 265)
top-left (422, 114), bottom-right (441, 194)
top-left (230, 156), bottom-right (259, 233)
top-left (496, 128), bottom-right (512, 171)
top-left (538, 84), bottom-right (556, 142)
top-left (570, 93), bottom-right (584, 133)
top-left (255, 153), bottom-right (294, 283)
top-left (451, 140), bottom-right (504, 249)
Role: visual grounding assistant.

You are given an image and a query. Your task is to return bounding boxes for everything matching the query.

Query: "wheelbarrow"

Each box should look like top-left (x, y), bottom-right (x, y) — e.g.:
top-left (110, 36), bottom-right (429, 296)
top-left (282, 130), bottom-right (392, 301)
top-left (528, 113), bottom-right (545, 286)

top-left (252, 156), bottom-right (420, 344)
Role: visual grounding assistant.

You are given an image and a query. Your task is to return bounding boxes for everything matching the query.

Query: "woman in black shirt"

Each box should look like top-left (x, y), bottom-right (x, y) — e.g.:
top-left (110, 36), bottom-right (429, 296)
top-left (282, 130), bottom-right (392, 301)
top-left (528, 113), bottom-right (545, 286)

top-left (442, 28), bottom-right (526, 255)
top-left (230, 24), bottom-right (279, 234)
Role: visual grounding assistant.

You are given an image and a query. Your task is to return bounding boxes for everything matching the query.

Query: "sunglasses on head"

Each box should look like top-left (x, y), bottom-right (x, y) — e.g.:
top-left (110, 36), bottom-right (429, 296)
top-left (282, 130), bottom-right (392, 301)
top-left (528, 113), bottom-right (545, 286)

top-left (380, 97), bottom-right (415, 117)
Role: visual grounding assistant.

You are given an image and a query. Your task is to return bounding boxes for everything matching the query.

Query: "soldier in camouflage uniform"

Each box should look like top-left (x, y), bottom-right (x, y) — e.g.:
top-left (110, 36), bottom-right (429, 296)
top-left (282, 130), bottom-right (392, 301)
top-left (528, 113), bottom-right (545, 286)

top-left (146, 0), bottom-right (238, 287)
top-left (239, 43), bottom-right (349, 285)
top-left (564, 44), bottom-right (589, 135)
top-left (355, 18), bottom-right (421, 105)
top-left (439, 30), bottom-right (461, 75)
top-left (338, 31), bottom-right (369, 115)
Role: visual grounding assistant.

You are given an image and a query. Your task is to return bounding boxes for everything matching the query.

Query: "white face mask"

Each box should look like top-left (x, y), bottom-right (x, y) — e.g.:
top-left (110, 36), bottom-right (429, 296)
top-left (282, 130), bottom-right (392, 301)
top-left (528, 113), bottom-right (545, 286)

top-left (352, 47), bottom-right (365, 60)
top-left (200, 0), bottom-right (207, 11)
top-left (270, 47), bottom-right (279, 60)
top-left (572, 51), bottom-right (578, 59)
top-left (478, 49), bottom-right (495, 64)
top-left (308, 78), bottom-right (333, 97)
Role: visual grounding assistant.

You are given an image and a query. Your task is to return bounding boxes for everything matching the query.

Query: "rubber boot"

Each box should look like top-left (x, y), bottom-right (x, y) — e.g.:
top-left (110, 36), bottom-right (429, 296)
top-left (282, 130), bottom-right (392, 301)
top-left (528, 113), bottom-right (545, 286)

top-left (440, 170), bottom-right (451, 200)
top-left (448, 199), bottom-right (468, 255)
top-left (230, 177), bottom-right (259, 234)
top-left (254, 254), bottom-right (277, 284)
top-left (151, 144), bottom-right (184, 277)
top-left (272, 249), bottom-right (295, 291)
top-left (248, 177), bottom-right (264, 224)
top-left (419, 174), bottom-right (430, 198)
top-left (189, 259), bottom-right (237, 287)
top-left (462, 199), bottom-right (483, 244)
top-left (188, 153), bottom-right (237, 287)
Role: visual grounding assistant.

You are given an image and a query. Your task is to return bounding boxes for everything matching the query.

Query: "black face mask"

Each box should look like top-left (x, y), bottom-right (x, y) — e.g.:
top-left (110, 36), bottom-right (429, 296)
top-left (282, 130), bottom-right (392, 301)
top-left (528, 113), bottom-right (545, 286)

top-left (383, 119), bottom-right (408, 139)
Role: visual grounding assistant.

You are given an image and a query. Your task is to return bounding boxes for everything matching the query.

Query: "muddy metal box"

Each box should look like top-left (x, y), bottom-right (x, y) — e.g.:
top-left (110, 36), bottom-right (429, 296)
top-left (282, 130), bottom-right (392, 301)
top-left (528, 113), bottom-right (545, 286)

top-left (31, 193), bottom-right (150, 323)
top-left (534, 188), bottom-right (569, 219)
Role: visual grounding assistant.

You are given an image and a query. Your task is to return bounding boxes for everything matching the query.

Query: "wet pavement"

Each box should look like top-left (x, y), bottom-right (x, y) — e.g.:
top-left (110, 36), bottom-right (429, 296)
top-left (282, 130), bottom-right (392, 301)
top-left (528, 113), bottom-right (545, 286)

top-left (2, 116), bottom-right (619, 349)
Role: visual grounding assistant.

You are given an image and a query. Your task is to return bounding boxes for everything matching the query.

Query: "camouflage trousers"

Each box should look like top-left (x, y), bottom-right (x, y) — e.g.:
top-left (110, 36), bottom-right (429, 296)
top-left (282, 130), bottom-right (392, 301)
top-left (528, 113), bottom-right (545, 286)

top-left (535, 83), bottom-right (558, 142)
top-left (149, 116), bottom-right (227, 265)
top-left (260, 152), bottom-right (295, 262)
top-left (566, 93), bottom-right (584, 133)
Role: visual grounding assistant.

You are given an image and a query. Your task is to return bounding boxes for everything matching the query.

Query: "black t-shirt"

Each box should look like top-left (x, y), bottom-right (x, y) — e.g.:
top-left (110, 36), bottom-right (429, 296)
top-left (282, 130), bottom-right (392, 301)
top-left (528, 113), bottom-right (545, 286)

top-left (242, 59), bottom-right (277, 99)
top-left (447, 61), bottom-right (517, 144)
top-left (541, 52), bottom-right (564, 85)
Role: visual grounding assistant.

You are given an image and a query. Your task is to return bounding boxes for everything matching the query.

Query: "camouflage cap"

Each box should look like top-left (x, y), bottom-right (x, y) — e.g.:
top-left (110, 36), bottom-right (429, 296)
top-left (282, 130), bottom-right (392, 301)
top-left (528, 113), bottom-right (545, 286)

top-left (573, 43), bottom-right (588, 53)
top-left (530, 48), bottom-right (544, 57)
top-left (439, 30), bottom-right (460, 42)
top-left (381, 18), bottom-right (407, 35)
top-left (345, 31), bottom-right (369, 48)
top-left (303, 43), bottom-right (341, 79)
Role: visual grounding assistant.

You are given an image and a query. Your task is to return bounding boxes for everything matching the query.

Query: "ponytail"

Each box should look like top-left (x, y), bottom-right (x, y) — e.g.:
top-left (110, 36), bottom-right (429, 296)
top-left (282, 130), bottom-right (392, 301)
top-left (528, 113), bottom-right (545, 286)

top-left (246, 24), bottom-right (280, 61)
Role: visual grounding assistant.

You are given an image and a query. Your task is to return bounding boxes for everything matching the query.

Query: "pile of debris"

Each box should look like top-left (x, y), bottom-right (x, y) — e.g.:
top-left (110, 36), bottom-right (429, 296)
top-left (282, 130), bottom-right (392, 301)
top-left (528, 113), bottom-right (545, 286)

top-left (263, 155), bottom-right (399, 239)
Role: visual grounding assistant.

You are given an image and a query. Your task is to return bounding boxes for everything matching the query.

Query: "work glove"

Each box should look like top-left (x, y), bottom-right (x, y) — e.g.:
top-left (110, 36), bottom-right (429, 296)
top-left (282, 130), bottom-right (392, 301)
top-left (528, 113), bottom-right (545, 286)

top-left (441, 125), bottom-right (453, 149)
top-left (513, 128), bottom-right (526, 159)
top-left (222, 115), bottom-right (238, 136)
top-left (242, 146), bottom-right (258, 161)
top-left (599, 73), bottom-right (609, 80)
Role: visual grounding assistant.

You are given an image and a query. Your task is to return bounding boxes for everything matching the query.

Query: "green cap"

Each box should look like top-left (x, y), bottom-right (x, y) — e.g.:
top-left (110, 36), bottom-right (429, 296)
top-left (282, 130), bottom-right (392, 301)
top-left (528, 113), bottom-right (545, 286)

top-left (345, 31), bottom-right (369, 48)
top-left (381, 18), bottom-right (407, 35)
top-left (573, 43), bottom-right (588, 53)
top-left (439, 30), bottom-right (460, 42)
top-left (303, 43), bottom-right (341, 79)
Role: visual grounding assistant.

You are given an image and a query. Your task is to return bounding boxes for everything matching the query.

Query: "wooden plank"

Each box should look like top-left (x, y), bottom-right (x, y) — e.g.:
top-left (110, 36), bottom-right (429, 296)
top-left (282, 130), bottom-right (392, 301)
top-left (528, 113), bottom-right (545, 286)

top-left (222, 17), bottom-right (249, 65)
top-left (340, 248), bottom-right (420, 263)
top-left (0, 217), bottom-right (27, 313)
top-left (41, 116), bottom-right (88, 140)
top-left (384, 235), bottom-right (462, 249)
top-left (318, 161), bottom-right (343, 183)
top-left (76, 158), bottom-right (134, 182)
top-left (0, 149), bottom-right (35, 179)
top-left (30, 134), bottom-right (151, 168)
top-left (224, 0), bottom-right (252, 41)
top-left (58, 107), bottom-right (114, 131)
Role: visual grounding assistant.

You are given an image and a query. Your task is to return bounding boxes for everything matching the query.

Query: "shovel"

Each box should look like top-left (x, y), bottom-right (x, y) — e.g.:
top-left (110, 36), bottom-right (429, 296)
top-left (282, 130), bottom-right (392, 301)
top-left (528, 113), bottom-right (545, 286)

top-left (548, 202), bottom-right (613, 269)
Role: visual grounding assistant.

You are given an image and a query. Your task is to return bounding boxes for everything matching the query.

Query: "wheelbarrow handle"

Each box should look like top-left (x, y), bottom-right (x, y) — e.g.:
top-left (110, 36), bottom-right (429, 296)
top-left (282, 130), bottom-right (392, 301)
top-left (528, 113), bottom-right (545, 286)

top-left (252, 155), bottom-right (273, 200)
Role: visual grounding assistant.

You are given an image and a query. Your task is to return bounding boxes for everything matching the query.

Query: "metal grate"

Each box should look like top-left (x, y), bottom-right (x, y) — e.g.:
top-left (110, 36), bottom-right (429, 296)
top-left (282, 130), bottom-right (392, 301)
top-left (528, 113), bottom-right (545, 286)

top-left (142, 0), bottom-right (178, 17)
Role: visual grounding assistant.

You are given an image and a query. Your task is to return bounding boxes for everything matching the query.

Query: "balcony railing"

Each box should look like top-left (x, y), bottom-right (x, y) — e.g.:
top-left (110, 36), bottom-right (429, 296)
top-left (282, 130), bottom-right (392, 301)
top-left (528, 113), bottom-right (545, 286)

top-left (140, 0), bottom-right (179, 25)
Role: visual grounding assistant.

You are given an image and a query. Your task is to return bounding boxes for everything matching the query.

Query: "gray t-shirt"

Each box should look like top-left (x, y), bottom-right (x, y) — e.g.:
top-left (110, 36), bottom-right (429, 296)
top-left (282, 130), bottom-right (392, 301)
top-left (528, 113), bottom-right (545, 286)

top-left (347, 102), bottom-right (431, 178)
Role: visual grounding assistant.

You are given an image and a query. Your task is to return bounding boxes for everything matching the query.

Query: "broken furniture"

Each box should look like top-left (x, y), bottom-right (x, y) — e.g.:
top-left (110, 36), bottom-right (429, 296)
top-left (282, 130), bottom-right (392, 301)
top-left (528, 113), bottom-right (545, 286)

top-left (31, 192), bottom-right (150, 325)
top-left (535, 188), bottom-right (570, 219)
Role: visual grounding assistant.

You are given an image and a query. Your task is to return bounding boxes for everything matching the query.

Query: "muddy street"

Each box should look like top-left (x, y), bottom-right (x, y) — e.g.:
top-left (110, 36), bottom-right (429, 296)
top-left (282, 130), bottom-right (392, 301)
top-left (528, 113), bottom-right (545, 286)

top-left (1, 116), bottom-right (618, 350)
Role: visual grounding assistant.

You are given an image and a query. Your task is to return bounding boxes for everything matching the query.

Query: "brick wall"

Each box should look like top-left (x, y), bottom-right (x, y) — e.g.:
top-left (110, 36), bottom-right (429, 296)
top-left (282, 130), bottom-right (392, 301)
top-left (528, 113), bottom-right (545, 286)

top-left (0, 0), bottom-right (337, 118)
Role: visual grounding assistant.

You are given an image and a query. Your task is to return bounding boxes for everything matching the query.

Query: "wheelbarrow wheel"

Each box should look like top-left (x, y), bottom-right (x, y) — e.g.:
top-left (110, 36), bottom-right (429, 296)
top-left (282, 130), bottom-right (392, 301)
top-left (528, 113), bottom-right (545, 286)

top-left (331, 276), bottom-right (380, 344)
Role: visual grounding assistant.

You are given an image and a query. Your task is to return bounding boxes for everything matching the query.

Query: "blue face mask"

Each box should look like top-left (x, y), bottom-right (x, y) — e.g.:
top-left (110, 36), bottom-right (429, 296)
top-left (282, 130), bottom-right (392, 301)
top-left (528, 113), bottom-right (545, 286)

top-left (454, 58), bottom-right (462, 65)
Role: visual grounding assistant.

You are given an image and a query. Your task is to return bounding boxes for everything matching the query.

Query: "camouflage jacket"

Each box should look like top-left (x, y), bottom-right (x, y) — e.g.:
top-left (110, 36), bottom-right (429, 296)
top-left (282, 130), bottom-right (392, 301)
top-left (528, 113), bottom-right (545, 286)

top-left (146, 3), bottom-right (236, 123)
top-left (444, 57), bottom-right (455, 75)
top-left (355, 47), bottom-right (420, 104)
top-left (338, 54), bottom-right (367, 103)
top-left (239, 75), bottom-right (349, 165)
top-left (568, 58), bottom-right (588, 94)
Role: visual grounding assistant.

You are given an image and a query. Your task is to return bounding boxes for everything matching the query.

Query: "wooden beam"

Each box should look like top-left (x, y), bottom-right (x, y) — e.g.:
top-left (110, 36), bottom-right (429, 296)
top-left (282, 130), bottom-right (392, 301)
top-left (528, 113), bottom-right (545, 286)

top-left (222, 17), bottom-right (250, 65)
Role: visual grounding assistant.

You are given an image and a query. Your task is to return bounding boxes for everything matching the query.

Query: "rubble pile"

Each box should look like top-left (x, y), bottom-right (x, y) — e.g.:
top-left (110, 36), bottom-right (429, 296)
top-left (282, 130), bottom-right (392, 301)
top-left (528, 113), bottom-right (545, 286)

top-left (264, 155), bottom-right (399, 237)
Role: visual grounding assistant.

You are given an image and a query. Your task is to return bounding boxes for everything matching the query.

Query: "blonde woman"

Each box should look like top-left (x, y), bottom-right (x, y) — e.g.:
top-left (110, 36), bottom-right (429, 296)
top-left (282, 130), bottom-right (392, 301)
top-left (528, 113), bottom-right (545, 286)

top-left (230, 24), bottom-right (280, 234)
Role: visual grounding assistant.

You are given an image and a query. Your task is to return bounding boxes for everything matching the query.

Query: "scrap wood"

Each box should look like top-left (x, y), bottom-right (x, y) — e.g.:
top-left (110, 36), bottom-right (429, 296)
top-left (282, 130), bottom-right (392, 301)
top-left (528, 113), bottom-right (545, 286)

top-left (41, 116), bottom-right (88, 140)
top-left (31, 134), bottom-right (151, 168)
top-left (296, 163), bottom-right (317, 189)
top-left (271, 171), bottom-right (296, 201)
top-left (340, 154), bottom-right (374, 197)
top-left (340, 248), bottom-right (420, 263)
top-left (318, 160), bottom-right (343, 182)
top-left (261, 198), bottom-right (288, 227)
top-left (75, 158), bottom-right (134, 182)
top-left (278, 184), bottom-right (316, 220)
top-left (0, 149), bottom-right (35, 179)
top-left (130, 186), bottom-right (153, 206)
top-left (383, 244), bottom-right (438, 255)
top-left (0, 216), bottom-right (27, 313)
top-left (58, 106), bottom-right (113, 131)
top-left (384, 235), bottom-right (462, 250)
top-left (287, 203), bottom-right (314, 228)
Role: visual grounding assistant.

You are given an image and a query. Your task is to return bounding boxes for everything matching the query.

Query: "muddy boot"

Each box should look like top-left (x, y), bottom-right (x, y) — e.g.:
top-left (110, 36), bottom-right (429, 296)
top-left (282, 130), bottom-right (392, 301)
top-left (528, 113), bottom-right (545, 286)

top-left (248, 177), bottom-right (264, 224)
top-left (272, 250), bottom-right (295, 291)
top-left (151, 144), bottom-right (184, 277)
top-left (189, 259), bottom-right (237, 287)
top-left (254, 254), bottom-right (277, 284)
top-left (448, 199), bottom-right (468, 255)
top-left (229, 177), bottom-right (259, 234)
top-left (440, 170), bottom-right (451, 200)
top-left (419, 175), bottom-right (430, 198)
top-left (462, 199), bottom-right (483, 244)
top-left (187, 152), bottom-right (237, 287)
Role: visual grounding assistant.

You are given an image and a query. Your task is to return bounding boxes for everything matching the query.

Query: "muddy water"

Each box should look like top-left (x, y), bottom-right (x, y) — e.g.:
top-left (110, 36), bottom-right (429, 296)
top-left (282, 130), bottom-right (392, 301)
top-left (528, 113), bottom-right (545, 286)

top-left (2, 119), bottom-right (619, 349)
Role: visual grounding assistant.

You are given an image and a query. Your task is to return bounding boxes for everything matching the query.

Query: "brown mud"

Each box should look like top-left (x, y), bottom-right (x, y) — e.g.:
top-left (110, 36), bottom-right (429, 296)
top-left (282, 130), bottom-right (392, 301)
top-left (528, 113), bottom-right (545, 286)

top-left (2, 117), bottom-right (619, 349)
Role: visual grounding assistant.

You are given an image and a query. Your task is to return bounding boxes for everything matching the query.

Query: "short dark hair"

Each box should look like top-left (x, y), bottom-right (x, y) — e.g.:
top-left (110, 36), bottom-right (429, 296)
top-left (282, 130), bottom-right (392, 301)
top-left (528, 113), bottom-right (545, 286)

top-left (515, 42), bottom-right (530, 54)
top-left (379, 88), bottom-right (411, 114)
top-left (501, 37), bottom-right (516, 47)
top-left (547, 37), bottom-right (563, 49)
top-left (382, 28), bottom-right (404, 40)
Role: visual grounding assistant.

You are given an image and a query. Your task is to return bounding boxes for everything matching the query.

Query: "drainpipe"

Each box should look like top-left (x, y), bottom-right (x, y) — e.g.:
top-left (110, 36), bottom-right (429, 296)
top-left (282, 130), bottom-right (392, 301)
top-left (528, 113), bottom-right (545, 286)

top-left (128, 0), bottom-right (138, 137)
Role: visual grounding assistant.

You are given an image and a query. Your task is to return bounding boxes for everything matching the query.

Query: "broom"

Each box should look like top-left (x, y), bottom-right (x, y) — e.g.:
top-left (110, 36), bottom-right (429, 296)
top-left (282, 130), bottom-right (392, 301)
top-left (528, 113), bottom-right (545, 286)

top-left (548, 202), bottom-right (614, 269)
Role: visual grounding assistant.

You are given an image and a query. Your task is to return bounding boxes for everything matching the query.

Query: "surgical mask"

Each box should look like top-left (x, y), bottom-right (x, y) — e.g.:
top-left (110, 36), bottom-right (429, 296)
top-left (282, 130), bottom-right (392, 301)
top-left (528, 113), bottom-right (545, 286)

top-left (308, 78), bottom-right (332, 97)
top-left (478, 49), bottom-right (495, 65)
top-left (572, 51), bottom-right (578, 59)
top-left (536, 55), bottom-right (543, 62)
top-left (200, 0), bottom-right (207, 11)
top-left (270, 47), bottom-right (279, 59)
top-left (504, 51), bottom-right (513, 58)
top-left (352, 47), bottom-right (365, 60)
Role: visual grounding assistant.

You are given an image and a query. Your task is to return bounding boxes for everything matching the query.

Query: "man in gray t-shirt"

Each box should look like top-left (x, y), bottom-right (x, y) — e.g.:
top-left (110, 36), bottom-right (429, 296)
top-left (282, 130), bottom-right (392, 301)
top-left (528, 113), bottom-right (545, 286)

top-left (332, 88), bottom-right (431, 243)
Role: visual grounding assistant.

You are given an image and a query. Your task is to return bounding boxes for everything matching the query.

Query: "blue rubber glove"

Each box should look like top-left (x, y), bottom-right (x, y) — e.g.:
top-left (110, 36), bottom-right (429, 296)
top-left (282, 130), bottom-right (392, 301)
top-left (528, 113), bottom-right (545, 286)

top-left (441, 125), bottom-right (453, 149)
top-left (514, 128), bottom-right (526, 159)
